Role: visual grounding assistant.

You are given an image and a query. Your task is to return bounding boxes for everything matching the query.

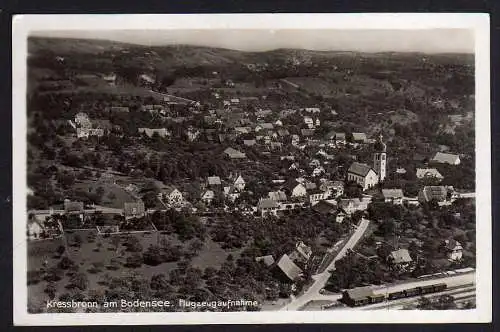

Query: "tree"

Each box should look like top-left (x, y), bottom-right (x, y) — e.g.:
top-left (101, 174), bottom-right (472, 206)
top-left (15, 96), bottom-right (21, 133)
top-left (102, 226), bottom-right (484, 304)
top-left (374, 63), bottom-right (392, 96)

top-left (58, 256), bottom-right (75, 270)
top-left (69, 272), bottom-right (88, 291)
top-left (143, 245), bottom-right (163, 266)
top-left (44, 282), bottom-right (57, 300)
top-left (125, 254), bottom-right (143, 268)
top-left (73, 234), bottom-right (83, 247)
top-left (150, 273), bottom-right (169, 291)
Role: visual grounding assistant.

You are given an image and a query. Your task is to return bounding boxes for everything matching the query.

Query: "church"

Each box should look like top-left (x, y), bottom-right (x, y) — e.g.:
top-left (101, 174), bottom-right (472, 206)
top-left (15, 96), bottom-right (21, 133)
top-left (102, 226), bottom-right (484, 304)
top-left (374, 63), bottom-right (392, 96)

top-left (346, 135), bottom-right (387, 190)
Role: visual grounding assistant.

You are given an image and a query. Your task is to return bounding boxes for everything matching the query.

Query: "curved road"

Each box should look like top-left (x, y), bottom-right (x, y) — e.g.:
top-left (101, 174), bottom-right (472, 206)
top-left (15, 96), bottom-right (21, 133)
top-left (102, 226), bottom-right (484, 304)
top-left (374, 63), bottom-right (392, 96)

top-left (280, 218), bottom-right (371, 311)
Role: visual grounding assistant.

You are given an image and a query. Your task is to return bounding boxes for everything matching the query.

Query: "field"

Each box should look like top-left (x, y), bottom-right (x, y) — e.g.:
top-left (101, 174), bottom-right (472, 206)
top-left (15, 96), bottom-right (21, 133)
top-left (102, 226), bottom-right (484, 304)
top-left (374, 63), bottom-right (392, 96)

top-left (73, 179), bottom-right (137, 209)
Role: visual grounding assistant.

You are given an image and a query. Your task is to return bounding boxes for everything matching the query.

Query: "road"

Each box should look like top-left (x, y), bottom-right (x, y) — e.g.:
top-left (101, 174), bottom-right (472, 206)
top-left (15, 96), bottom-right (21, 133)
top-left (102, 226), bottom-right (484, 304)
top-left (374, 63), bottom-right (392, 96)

top-left (280, 218), bottom-right (371, 311)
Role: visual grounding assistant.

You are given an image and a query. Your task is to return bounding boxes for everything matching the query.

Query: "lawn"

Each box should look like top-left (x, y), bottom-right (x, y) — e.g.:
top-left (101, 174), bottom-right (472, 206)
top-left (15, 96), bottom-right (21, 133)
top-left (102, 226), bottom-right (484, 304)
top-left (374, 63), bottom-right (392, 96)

top-left (73, 179), bottom-right (137, 209)
top-left (190, 237), bottom-right (242, 270)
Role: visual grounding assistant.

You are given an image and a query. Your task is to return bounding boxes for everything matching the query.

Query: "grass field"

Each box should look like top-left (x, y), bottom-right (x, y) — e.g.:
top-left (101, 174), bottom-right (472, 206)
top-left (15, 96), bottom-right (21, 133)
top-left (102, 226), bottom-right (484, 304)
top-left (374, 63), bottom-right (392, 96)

top-left (73, 179), bottom-right (137, 209)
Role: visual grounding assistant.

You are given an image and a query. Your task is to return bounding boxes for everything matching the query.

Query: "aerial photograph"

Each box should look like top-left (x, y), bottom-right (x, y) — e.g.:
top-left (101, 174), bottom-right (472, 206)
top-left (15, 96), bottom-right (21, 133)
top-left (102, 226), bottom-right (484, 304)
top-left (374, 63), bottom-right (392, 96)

top-left (25, 28), bottom-right (476, 313)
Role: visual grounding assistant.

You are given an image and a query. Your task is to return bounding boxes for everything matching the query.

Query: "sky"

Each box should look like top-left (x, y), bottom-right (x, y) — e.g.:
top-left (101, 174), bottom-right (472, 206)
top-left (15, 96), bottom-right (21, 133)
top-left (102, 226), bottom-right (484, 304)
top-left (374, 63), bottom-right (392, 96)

top-left (32, 29), bottom-right (474, 53)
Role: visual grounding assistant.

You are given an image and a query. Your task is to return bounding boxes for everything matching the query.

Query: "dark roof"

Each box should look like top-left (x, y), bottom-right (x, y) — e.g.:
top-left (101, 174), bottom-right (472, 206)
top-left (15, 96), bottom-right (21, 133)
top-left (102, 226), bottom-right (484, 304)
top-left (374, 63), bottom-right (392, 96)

top-left (256, 255), bottom-right (275, 267)
top-left (420, 186), bottom-right (447, 202)
top-left (389, 249), bottom-right (412, 264)
top-left (275, 254), bottom-right (303, 281)
top-left (258, 199), bottom-right (278, 209)
top-left (382, 189), bottom-right (404, 199)
top-left (348, 162), bottom-right (374, 177)
top-left (312, 200), bottom-right (337, 215)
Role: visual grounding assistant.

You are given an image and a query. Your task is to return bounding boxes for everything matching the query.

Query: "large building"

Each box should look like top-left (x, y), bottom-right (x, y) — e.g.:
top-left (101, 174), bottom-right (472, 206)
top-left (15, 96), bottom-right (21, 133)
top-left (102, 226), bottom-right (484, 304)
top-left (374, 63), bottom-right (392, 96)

top-left (347, 135), bottom-right (387, 190)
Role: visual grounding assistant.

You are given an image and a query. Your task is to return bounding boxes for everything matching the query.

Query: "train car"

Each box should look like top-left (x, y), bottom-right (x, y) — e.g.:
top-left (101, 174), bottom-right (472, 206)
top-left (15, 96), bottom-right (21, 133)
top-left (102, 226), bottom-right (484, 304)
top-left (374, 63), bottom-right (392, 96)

top-left (419, 284), bottom-right (435, 294)
top-left (404, 287), bottom-right (420, 297)
top-left (433, 283), bottom-right (447, 292)
top-left (388, 290), bottom-right (406, 300)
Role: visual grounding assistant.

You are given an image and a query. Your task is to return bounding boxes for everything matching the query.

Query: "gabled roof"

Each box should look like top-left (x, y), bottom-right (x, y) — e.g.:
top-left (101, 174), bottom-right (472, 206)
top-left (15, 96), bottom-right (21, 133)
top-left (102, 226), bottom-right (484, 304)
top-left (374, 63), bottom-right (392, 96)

top-left (243, 139), bottom-right (257, 146)
top-left (352, 132), bottom-right (367, 141)
top-left (444, 239), bottom-right (463, 251)
top-left (268, 191), bottom-right (287, 201)
top-left (312, 200), bottom-right (337, 214)
top-left (301, 129), bottom-right (315, 137)
top-left (348, 162), bottom-right (374, 177)
top-left (335, 133), bottom-right (346, 140)
top-left (389, 249), bottom-right (412, 264)
top-left (431, 152), bottom-right (460, 164)
top-left (420, 186), bottom-right (447, 202)
top-left (256, 255), bottom-right (275, 267)
top-left (416, 168), bottom-right (443, 179)
top-left (224, 147), bottom-right (247, 159)
top-left (277, 129), bottom-right (290, 136)
top-left (258, 198), bottom-right (279, 209)
top-left (207, 176), bottom-right (222, 186)
top-left (275, 254), bottom-right (303, 281)
top-left (382, 189), bottom-right (404, 199)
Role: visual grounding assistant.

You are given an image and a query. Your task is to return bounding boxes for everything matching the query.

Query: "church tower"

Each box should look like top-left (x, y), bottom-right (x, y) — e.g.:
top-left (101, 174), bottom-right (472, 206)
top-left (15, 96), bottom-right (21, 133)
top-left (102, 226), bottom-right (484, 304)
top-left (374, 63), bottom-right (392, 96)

top-left (373, 134), bottom-right (387, 182)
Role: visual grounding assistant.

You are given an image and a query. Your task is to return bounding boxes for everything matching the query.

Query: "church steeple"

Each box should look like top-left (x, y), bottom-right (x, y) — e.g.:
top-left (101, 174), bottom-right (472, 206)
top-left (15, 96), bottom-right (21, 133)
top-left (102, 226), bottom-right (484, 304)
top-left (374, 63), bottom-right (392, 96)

top-left (373, 134), bottom-right (387, 182)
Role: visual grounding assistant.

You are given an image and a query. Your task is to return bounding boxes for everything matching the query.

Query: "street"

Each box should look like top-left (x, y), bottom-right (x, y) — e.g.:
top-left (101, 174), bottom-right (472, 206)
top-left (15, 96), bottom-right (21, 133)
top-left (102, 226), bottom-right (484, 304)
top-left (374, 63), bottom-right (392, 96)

top-left (280, 218), bottom-right (371, 311)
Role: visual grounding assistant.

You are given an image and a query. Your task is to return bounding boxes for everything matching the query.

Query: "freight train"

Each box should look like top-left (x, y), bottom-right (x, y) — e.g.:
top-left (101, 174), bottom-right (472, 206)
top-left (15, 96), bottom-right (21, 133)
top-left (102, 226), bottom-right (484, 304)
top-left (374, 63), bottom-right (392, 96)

top-left (341, 282), bottom-right (448, 307)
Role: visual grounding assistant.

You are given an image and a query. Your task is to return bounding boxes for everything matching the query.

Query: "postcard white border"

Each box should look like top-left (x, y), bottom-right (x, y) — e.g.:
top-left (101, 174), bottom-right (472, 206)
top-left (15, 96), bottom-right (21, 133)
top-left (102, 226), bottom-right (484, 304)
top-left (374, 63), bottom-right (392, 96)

top-left (12, 13), bottom-right (491, 325)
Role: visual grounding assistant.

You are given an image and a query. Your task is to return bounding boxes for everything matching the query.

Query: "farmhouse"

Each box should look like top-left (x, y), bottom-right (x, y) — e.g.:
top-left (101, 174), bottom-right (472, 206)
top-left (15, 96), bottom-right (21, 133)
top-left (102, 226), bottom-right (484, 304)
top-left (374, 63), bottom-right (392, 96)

top-left (339, 197), bottom-right (371, 215)
top-left (201, 190), bottom-right (215, 204)
top-left (207, 176), bottom-right (222, 188)
top-left (156, 185), bottom-right (184, 205)
top-left (289, 241), bottom-right (312, 265)
top-left (431, 152), bottom-right (461, 165)
top-left (284, 180), bottom-right (308, 198)
top-left (312, 200), bottom-right (337, 215)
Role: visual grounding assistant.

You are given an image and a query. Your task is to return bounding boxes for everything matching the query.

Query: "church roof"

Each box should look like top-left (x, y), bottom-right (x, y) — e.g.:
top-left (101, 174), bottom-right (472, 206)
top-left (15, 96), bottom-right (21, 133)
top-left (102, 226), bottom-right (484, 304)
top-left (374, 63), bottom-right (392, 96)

top-left (348, 162), bottom-right (374, 177)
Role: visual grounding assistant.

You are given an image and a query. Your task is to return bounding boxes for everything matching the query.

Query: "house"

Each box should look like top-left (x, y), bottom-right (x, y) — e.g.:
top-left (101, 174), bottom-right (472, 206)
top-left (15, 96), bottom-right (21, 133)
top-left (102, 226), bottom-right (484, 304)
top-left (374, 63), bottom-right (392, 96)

top-left (275, 119), bottom-right (283, 126)
top-left (255, 255), bottom-right (275, 267)
top-left (123, 201), bottom-right (146, 218)
top-left (103, 73), bottom-right (117, 85)
top-left (201, 190), bottom-right (215, 204)
top-left (431, 152), bottom-right (461, 165)
top-left (158, 185), bottom-right (184, 205)
top-left (230, 174), bottom-right (246, 191)
top-left (309, 189), bottom-right (327, 204)
top-left (269, 142), bottom-right (283, 151)
top-left (254, 109), bottom-right (273, 118)
top-left (284, 180), bottom-right (308, 198)
top-left (273, 254), bottom-right (303, 282)
top-left (352, 132), bottom-right (367, 143)
top-left (230, 98), bottom-right (240, 105)
top-left (138, 128), bottom-right (171, 138)
top-left (396, 168), bottom-right (407, 174)
top-left (27, 219), bottom-right (44, 240)
top-left (416, 168), bottom-right (444, 180)
top-left (335, 209), bottom-right (347, 223)
top-left (444, 239), bottom-right (463, 261)
top-left (418, 186), bottom-right (448, 203)
top-left (258, 198), bottom-right (279, 217)
top-left (304, 116), bottom-right (314, 129)
top-left (75, 112), bottom-right (91, 128)
top-left (387, 249), bottom-right (414, 272)
top-left (312, 200), bottom-right (337, 215)
top-left (301, 129), bottom-right (315, 138)
top-left (64, 200), bottom-right (84, 214)
top-left (291, 135), bottom-right (300, 146)
top-left (303, 107), bottom-right (321, 113)
top-left (289, 241), bottom-right (312, 265)
top-left (341, 286), bottom-right (383, 307)
top-left (309, 159), bottom-right (321, 168)
top-left (223, 147), bottom-right (247, 159)
top-left (234, 127), bottom-right (252, 135)
top-left (207, 176), bottom-right (222, 188)
top-left (312, 166), bottom-right (325, 177)
top-left (243, 139), bottom-right (257, 147)
top-left (382, 189), bottom-right (404, 205)
top-left (268, 190), bottom-right (287, 202)
top-left (139, 74), bottom-right (155, 85)
top-left (320, 181), bottom-right (344, 198)
top-left (315, 118), bottom-right (321, 127)
top-left (347, 162), bottom-right (379, 190)
top-left (186, 128), bottom-right (201, 142)
top-left (334, 133), bottom-right (346, 145)
top-left (339, 197), bottom-right (371, 214)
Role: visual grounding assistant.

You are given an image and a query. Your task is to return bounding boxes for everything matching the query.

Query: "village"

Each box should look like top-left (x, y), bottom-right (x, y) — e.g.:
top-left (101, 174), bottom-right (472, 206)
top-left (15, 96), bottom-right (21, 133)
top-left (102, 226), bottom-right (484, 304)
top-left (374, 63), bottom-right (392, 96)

top-left (26, 37), bottom-right (476, 312)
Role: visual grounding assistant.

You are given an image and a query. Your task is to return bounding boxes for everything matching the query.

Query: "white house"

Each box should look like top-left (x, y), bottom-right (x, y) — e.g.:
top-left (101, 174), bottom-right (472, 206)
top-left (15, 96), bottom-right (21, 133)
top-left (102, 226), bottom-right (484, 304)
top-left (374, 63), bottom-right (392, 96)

top-left (230, 174), bottom-right (246, 191)
top-left (285, 181), bottom-right (308, 198)
top-left (201, 190), bottom-right (215, 204)
top-left (444, 239), bottom-right (463, 261)
top-left (258, 198), bottom-right (279, 217)
top-left (27, 220), bottom-right (44, 240)
top-left (304, 116), bottom-right (314, 129)
top-left (382, 189), bottom-right (404, 205)
top-left (416, 168), bottom-right (444, 180)
top-left (159, 186), bottom-right (184, 205)
top-left (312, 166), bottom-right (325, 177)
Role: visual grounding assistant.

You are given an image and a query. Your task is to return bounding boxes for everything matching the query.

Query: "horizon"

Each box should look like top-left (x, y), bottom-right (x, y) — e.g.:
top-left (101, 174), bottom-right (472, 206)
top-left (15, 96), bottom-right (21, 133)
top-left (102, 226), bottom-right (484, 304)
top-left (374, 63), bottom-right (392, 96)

top-left (30, 29), bottom-right (475, 54)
